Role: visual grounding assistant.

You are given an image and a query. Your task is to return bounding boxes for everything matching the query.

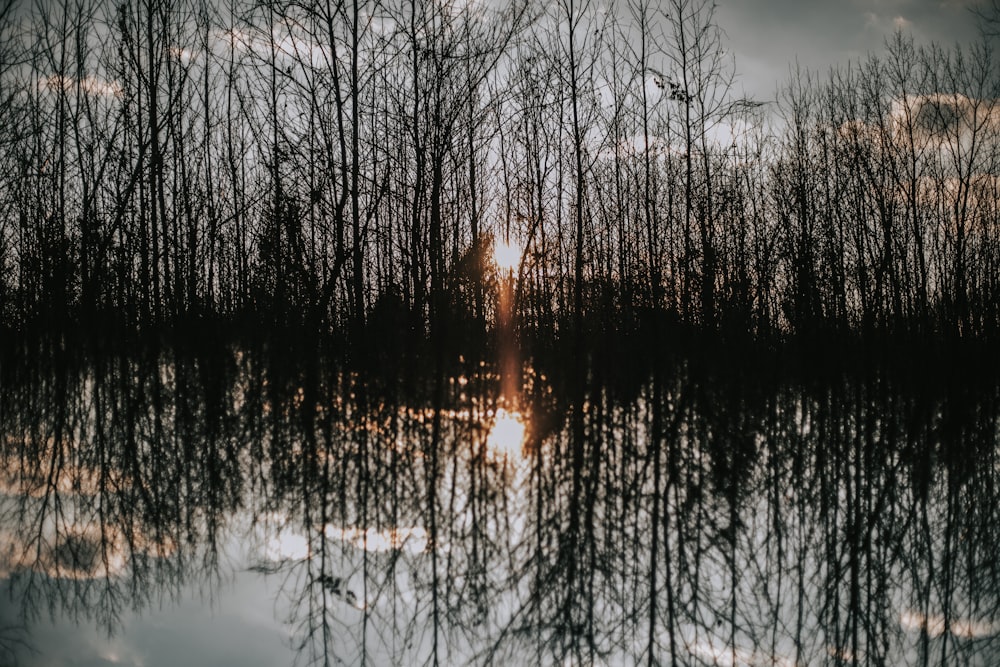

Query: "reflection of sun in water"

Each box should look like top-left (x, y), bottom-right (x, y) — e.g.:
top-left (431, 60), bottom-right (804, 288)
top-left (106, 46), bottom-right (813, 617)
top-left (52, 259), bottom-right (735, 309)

top-left (487, 408), bottom-right (526, 459)
top-left (493, 237), bottom-right (521, 272)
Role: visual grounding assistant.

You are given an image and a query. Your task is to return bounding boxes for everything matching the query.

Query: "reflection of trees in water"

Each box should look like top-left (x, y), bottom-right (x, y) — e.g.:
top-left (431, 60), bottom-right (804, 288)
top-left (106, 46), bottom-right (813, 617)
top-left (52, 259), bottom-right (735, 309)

top-left (0, 336), bottom-right (241, 637)
top-left (1, 338), bottom-right (998, 665)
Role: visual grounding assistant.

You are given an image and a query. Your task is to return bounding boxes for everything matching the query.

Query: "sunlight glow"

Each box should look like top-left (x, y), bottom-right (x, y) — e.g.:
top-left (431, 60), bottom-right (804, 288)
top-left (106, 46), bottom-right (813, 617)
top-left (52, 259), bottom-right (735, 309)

top-left (486, 408), bottom-right (526, 459)
top-left (493, 237), bottom-right (521, 272)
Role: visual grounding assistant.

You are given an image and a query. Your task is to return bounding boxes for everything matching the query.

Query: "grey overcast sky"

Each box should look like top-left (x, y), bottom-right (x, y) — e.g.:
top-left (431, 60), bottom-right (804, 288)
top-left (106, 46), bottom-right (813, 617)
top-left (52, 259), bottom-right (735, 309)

top-left (714, 0), bottom-right (988, 101)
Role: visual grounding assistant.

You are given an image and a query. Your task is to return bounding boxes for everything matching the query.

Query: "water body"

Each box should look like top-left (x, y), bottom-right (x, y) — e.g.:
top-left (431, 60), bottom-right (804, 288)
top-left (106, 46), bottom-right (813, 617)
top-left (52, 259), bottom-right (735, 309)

top-left (1, 336), bottom-right (998, 666)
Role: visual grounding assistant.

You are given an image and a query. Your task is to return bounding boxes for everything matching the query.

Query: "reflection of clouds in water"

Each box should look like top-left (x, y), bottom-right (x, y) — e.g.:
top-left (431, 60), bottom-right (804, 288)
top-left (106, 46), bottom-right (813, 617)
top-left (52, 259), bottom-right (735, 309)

top-left (0, 459), bottom-right (172, 581)
top-left (258, 517), bottom-right (429, 564)
top-left (41, 529), bottom-right (127, 580)
top-left (265, 530), bottom-right (311, 562)
top-left (324, 526), bottom-right (428, 554)
top-left (676, 624), bottom-right (796, 667)
top-left (263, 524), bottom-right (429, 559)
top-left (900, 609), bottom-right (999, 639)
top-left (0, 454), bottom-right (130, 499)
top-left (0, 521), bottom-right (176, 580)
top-left (0, 434), bottom-right (175, 581)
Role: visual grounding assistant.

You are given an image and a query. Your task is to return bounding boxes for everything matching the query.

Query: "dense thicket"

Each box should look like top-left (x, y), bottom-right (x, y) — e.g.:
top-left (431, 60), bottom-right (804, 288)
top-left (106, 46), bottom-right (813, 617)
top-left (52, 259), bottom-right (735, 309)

top-left (1, 0), bottom-right (998, 343)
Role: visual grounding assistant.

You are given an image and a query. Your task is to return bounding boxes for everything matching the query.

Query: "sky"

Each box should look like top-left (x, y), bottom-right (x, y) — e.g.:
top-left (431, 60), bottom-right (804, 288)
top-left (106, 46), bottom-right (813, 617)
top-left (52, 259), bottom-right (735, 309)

top-left (714, 0), bottom-right (988, 101)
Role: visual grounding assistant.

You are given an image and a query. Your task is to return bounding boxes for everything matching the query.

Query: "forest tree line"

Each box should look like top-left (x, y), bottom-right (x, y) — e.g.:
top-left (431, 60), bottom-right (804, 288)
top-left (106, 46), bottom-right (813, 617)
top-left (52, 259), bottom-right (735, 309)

top-left (1, 0), bottom-right (998, 342)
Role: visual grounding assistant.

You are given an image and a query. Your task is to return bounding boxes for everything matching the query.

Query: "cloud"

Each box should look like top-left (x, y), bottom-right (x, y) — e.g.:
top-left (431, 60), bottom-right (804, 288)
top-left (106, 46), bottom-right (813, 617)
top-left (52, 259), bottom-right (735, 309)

top-left (862, 11), bottom-right (915, 34)
top-left (716, 0), bottom-right (981, 99)
top-left (41, 74), bottom-right (121, 98)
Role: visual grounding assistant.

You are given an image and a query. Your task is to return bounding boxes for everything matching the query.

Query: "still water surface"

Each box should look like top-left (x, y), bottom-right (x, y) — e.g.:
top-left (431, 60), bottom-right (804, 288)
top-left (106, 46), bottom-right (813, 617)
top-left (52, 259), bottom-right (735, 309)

top-left (1, 340), bottom-right (998, 666)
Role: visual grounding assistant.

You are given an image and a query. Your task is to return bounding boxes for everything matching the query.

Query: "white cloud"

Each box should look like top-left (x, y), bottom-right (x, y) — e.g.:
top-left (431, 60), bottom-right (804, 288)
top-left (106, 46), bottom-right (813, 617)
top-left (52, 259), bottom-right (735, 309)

top-left (41, 74), bottom-right (121, 97)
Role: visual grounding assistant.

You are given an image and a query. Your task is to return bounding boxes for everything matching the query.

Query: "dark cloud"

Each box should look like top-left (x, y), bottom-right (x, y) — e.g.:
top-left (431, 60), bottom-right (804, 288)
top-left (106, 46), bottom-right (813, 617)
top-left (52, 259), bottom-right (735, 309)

top-left (715, 0), bottom-right (986, 98)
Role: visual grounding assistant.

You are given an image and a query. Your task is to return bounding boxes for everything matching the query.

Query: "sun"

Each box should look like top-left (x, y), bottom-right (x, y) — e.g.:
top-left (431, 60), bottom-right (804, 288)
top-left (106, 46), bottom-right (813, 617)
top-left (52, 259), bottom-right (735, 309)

top-left (486, 408), bottom-right (526, 459)
top-left (493, 236), bottom-right (521, 272)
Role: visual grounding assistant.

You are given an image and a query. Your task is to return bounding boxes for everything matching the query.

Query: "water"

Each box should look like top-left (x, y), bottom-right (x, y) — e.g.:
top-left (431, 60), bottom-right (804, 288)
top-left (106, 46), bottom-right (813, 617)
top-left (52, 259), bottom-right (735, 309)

top-left (1, 337), bottom-right (998, 666)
